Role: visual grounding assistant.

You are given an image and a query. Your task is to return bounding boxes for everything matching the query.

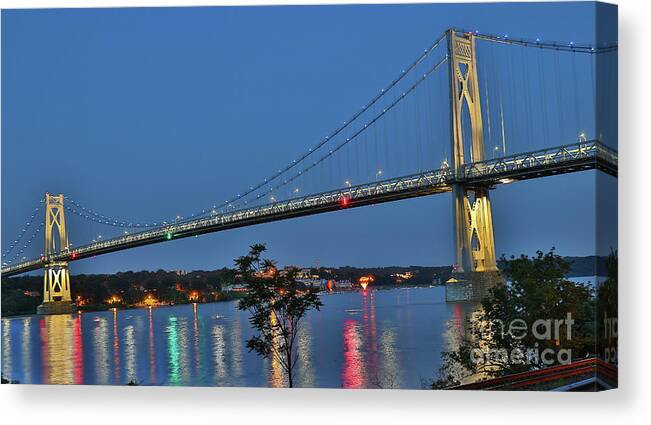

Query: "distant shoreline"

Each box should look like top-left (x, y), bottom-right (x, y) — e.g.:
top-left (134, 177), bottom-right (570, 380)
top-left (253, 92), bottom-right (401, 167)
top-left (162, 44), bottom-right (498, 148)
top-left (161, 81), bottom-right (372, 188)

top-left (1, 278), bottom-right (605, 319)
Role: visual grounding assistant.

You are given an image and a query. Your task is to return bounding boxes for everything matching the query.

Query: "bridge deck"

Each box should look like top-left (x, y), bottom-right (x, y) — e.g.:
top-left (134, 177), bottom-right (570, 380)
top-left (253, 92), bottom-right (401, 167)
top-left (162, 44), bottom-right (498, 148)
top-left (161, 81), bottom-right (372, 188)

top-left (1, 140), bottom-right (617, 277)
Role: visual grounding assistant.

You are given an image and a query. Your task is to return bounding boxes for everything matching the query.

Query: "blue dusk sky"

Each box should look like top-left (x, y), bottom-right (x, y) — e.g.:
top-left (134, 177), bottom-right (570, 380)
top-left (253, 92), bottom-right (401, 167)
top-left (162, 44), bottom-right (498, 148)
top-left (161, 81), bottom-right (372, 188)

top-left (1, 2), bottom-right (617, 273)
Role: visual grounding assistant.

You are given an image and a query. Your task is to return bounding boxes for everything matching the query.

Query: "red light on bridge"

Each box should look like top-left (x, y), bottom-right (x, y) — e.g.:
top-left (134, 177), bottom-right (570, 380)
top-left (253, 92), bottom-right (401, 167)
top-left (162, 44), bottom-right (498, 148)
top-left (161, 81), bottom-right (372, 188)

top-left (339, 195), bottom-right (350, 208)
top-left (70, 252), bottom-right (78, 260)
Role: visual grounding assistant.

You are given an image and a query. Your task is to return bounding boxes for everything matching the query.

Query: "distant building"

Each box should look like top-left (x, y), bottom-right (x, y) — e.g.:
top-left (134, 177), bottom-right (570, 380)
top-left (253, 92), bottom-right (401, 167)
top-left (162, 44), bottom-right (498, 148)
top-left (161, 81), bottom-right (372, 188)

top-left (336, 279), bottom-right (353, 288)
top-left (392, 271), bottom-right (414, 283)
top-left (296, 268), bottom-right (320, 280)
top-left (221, 283), bottom-right (249, 293)
top-left (297, 278), bottom-right (327, 289)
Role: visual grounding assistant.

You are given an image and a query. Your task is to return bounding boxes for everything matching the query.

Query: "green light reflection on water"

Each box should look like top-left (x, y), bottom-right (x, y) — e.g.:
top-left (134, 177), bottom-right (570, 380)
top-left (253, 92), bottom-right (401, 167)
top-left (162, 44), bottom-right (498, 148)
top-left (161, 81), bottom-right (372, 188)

top-left (166, 316), bottom-right (180, 385)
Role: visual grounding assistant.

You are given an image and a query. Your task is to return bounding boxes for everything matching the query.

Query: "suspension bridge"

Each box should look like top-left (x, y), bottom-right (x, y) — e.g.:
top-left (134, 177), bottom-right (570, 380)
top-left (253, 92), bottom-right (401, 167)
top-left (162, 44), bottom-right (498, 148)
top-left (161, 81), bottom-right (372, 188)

top-left (1, 29), bottom-right (618, 312)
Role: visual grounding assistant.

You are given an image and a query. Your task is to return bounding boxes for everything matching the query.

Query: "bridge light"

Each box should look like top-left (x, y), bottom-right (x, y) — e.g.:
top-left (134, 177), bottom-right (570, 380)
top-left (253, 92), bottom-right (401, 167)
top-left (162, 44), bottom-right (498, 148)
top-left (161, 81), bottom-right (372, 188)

top-left (339, 195), bottom-right (350, 208)
top-left (499, 178), bottom-right (516, 184)
top-left (345, 180), bottom-right (352, 188)
top-left (166, 232), bottom-right (172, 240)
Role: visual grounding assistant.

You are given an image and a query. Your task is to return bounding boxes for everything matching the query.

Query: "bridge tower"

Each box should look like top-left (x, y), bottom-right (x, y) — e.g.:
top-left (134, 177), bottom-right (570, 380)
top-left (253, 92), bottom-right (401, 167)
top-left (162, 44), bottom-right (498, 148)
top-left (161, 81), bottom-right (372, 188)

top-left (37, 193), bottom-right (75, 315)
top-left (446, 30), bottom-right (502, 302)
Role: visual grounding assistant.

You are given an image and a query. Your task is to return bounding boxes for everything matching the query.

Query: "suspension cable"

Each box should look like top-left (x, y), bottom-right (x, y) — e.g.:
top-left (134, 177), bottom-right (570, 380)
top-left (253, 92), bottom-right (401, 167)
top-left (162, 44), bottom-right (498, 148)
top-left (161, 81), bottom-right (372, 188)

top-left (65, 197), bottom-right (160, 228)
top-left (189, 31), bottom-right (450, 215)
top-left (4, 221), bottom-right (44, 265)
top-left (468, 29), bottom-right (617, 54)
top-left (29, 30), bottom-right (616, 234)
top-left (229, 55), bottom-right (450, 208)
top-left (2, 201), bottom-right (43, 258)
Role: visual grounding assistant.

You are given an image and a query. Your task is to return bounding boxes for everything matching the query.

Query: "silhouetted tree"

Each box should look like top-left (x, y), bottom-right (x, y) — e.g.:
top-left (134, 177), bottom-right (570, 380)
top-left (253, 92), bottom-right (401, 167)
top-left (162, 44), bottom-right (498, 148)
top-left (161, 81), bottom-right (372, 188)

top-left (235, 244), bottom-right (322, 388)
top-left (432, 249), bottom-right (594, 388)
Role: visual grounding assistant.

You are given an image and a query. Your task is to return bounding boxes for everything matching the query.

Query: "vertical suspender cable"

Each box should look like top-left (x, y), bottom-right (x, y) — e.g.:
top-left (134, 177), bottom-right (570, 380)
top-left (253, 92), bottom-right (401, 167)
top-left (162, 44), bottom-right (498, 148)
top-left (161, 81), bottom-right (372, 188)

top-left (537, 47), bottom-right (550, 145)
top-left (571, 49), bottom-right (581, 135)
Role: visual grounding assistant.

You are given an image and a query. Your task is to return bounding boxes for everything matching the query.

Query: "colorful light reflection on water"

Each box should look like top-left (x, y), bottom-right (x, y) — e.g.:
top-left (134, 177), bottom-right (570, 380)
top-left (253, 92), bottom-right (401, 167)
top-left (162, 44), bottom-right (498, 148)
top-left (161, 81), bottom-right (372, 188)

top-left (1, 286), bottom-right (477, 388)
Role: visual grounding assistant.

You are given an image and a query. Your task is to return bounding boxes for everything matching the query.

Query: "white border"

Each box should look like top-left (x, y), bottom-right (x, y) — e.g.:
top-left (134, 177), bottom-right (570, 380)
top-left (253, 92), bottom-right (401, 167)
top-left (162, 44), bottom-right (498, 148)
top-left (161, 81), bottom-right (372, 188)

top-left (1, 1), bottom-right (649, 424)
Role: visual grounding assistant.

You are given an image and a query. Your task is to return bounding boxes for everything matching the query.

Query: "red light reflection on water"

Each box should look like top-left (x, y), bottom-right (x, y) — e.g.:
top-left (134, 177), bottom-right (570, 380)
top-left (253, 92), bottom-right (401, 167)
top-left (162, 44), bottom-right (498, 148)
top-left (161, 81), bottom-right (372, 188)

top-left (342, 320), bottom-right (364, 388)
top-left (72, 315), bottom-right (84, 384)
top-left (342, 290), bottom-right (380, 389)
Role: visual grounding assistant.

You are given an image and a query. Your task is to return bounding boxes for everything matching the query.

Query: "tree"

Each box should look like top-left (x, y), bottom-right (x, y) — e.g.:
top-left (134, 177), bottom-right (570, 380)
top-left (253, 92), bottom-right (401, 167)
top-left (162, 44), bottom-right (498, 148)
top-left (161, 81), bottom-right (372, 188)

top-left (433, 249), bottom-right (595, 388)
top-left (235, 244), bottom-right (323, 388)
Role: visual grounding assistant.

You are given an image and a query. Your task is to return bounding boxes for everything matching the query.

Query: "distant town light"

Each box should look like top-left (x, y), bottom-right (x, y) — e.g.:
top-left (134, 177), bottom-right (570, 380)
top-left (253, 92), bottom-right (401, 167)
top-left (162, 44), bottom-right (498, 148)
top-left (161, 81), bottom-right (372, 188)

top-left (359, 275), bottom-right (374, 290)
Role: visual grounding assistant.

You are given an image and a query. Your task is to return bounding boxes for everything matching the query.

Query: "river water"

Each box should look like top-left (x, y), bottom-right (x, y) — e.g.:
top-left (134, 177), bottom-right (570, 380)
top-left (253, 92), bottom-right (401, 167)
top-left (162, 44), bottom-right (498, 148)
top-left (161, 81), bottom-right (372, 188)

top-left (1, 286), bottom-right (478, 388)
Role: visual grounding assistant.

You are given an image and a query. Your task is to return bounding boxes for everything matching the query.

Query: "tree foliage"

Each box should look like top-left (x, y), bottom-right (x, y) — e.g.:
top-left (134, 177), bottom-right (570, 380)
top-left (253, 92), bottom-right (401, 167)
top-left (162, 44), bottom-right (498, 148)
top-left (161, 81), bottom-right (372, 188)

top-left (235, 244), bottom-right (323, 388)
top-left (433, 249), bottom-right (595, 388)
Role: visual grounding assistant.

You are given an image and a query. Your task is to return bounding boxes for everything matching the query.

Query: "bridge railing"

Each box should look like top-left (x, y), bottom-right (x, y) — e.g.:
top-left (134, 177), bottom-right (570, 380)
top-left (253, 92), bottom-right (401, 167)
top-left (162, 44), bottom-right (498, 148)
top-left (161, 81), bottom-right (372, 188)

top-left (459, 140), bottom-right (616, 181)
top-left (1, 141), bottom-right (617, 277)
top-left (595, 142), bottom-right (618, 165)
top-left (46, 166), bottom-right (454, 263)
top-left (1, 258), bottom-right (43, 275)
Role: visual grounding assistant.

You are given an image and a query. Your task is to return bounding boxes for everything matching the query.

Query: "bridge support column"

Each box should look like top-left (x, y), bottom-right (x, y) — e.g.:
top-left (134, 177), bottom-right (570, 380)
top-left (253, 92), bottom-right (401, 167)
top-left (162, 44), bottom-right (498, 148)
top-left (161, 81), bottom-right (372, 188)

top-left (37, 193), bottom-right (76, 315)
top-left (446, 30), bottom-right (503, 302)
top-left (38, 261), bottom-right (75, 314)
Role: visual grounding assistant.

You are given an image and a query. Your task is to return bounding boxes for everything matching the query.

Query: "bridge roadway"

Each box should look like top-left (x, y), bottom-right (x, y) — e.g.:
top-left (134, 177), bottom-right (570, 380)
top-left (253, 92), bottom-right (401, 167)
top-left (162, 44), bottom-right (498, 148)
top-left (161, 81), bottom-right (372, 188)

top-left (1, 140), bottom-right (617, 277)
